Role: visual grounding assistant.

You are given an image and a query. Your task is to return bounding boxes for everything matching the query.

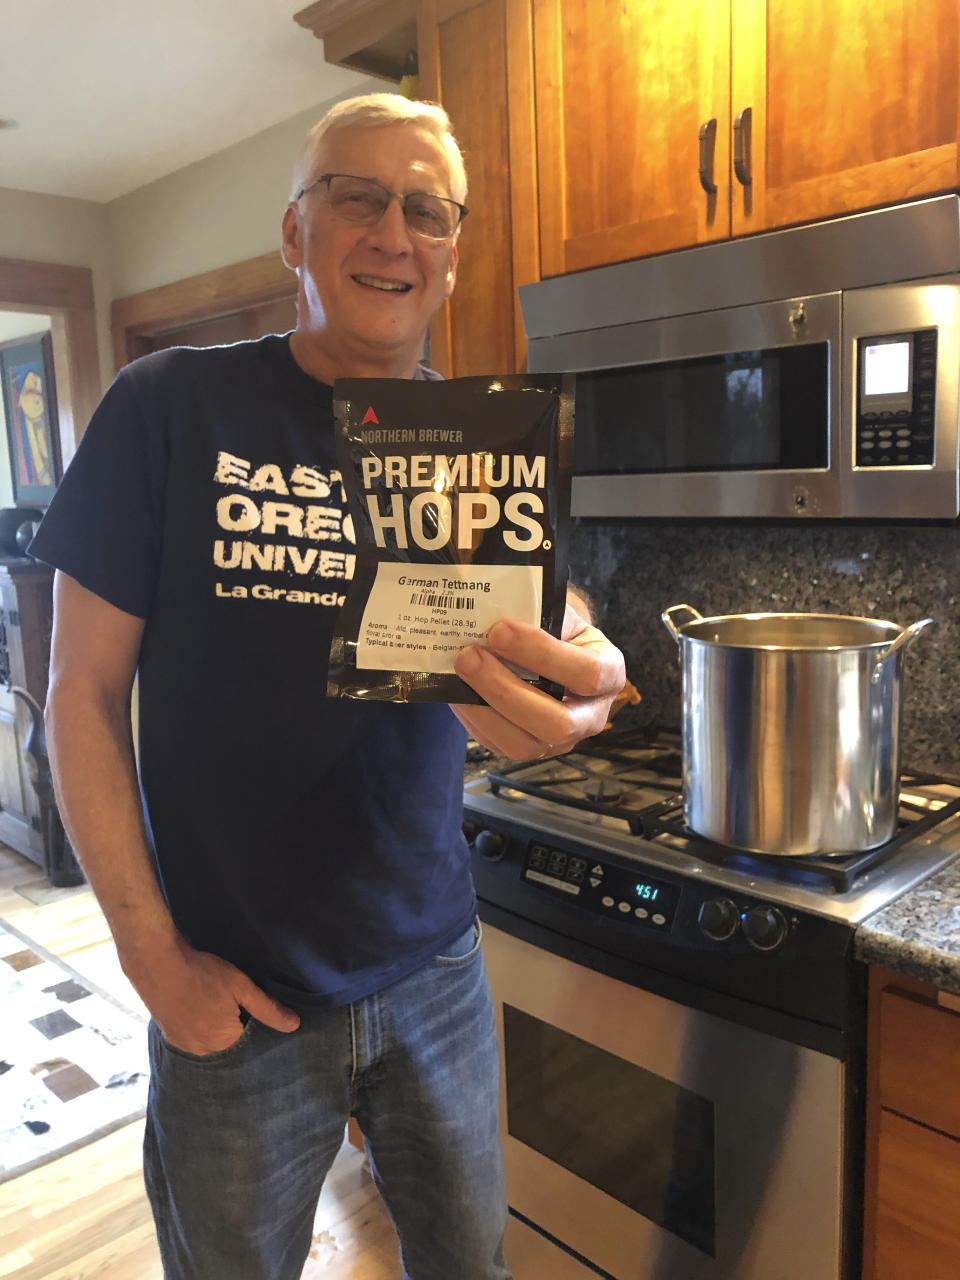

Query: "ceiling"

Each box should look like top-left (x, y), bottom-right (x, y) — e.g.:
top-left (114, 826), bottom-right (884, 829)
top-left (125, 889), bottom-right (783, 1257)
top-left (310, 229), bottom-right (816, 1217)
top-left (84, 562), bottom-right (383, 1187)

top-left (0, 0), bottom-right (369, 203)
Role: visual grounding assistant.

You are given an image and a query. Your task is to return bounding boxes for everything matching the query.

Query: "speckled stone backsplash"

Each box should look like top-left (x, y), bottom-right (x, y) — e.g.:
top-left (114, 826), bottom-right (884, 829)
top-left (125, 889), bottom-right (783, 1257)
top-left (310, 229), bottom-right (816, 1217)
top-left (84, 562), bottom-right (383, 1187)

top-left (569, 521), bottom-right (960, 772)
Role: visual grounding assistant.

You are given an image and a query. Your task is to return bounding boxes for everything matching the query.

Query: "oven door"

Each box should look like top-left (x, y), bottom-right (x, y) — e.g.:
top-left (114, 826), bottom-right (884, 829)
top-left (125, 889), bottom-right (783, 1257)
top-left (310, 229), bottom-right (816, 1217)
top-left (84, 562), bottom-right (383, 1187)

top-left (485, 925), bottom-right (846, 1280)
top-left (530, 291), bottom-right (841, 520)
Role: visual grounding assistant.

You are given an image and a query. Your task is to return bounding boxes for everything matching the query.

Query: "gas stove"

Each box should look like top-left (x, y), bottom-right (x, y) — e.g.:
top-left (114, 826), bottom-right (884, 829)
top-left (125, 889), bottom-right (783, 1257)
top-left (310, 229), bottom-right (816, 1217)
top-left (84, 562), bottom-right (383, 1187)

top-left (464, 722), bottom-right (940, 1280)
top-left (464, 726), bottom-right (960, 926)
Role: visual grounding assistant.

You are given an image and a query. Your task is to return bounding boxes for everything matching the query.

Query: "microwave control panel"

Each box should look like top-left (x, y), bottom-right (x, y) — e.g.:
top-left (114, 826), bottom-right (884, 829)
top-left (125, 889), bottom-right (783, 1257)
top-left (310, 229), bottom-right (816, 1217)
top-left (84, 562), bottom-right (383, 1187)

top-left (856, 328), bottom-right (937, 467)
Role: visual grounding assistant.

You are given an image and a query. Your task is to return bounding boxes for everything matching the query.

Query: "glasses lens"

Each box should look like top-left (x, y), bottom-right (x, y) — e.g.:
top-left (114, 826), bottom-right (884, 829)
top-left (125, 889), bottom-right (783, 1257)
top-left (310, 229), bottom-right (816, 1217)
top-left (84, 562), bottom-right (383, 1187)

top-left (326, 176), bottom-right (388, 223)
top-left (404, 194), bottom-right (459, 239)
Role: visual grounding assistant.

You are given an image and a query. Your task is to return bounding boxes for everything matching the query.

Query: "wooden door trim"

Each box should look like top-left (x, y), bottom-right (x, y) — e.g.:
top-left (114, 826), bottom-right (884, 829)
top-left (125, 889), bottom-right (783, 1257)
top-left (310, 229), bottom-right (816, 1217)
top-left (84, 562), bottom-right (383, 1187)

top-left (111, 250), bottom-right (296, 372)
top-left (0, 256), bottom-right (100, 466)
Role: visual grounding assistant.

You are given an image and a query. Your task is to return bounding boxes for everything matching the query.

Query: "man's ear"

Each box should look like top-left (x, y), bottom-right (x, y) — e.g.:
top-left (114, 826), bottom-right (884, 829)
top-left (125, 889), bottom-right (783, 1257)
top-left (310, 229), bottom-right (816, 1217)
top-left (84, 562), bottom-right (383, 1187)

top-left (281, 204), bottom-right (303, 271)
top-left (443, 243), bottom-right (459, 299)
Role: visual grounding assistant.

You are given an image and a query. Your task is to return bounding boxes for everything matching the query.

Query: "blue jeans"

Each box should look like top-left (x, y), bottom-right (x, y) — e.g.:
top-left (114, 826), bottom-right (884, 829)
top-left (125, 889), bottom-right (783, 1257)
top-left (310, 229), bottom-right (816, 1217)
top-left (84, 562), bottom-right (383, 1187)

top-left (143, 920), bottom-right (511, 1280)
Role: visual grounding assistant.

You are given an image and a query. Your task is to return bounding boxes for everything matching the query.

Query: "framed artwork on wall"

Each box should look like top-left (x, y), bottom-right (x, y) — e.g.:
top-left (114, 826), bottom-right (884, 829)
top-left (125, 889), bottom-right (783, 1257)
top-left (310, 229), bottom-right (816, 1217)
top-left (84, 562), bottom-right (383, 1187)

top-left (0, 332), bottom-right (62, 508)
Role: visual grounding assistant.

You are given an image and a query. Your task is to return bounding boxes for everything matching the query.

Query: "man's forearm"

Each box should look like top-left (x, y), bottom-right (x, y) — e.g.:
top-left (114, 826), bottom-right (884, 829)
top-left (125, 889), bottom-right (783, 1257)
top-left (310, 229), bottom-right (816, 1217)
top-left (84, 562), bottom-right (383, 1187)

top-left (45, 682), bottom-right (181, 980)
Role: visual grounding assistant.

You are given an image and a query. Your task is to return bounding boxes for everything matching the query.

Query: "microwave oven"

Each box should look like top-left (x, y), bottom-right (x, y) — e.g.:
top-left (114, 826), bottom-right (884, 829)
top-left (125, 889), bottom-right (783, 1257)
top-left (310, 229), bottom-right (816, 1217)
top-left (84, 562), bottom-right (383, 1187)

top-left (521, 196), bottom-right (960, 520)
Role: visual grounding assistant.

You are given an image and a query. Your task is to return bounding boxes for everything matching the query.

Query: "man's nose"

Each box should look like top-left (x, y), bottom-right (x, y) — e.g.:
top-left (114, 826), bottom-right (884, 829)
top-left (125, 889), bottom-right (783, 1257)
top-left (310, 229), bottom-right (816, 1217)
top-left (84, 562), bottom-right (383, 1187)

top-left (364, 195), bottom-right (414, 253)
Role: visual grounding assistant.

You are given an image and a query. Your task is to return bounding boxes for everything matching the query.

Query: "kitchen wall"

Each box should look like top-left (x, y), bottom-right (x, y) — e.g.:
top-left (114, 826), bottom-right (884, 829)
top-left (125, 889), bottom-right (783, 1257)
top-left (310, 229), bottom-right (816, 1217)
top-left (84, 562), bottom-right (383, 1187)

top-left (570, 520), bottom-right (960, 772)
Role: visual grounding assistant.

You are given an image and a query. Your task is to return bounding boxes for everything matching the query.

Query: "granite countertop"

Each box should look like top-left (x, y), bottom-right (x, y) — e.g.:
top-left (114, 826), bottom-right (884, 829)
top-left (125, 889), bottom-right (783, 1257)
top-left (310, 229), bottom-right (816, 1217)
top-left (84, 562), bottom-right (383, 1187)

top-left (855, 855), bottom-right (960, 996)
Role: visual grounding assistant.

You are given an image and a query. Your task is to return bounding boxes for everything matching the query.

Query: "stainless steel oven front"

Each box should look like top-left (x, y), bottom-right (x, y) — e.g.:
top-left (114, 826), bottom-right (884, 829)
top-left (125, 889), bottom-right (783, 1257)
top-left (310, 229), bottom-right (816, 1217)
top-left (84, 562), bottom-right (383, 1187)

top-left (484, 923), bottom-right (846, 1280)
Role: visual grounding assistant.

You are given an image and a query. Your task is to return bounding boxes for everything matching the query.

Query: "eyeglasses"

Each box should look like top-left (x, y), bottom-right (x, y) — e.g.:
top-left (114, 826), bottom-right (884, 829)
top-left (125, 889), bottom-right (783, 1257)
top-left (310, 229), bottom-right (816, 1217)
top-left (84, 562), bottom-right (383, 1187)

top-left (295, 173), bottom-right (468, 241)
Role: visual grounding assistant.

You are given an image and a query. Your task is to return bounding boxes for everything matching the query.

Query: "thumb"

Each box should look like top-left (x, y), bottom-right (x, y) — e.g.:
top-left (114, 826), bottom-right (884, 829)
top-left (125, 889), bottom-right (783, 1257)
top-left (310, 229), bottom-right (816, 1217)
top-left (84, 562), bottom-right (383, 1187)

top-left (233, 977), bottom-right (300, 1034)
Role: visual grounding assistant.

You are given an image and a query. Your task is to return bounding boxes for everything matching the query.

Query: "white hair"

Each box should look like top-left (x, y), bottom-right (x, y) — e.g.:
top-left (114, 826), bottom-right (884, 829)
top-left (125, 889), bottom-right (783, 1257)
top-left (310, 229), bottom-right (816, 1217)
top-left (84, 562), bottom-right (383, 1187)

top-left (290, 93), bottom-right (468, 205)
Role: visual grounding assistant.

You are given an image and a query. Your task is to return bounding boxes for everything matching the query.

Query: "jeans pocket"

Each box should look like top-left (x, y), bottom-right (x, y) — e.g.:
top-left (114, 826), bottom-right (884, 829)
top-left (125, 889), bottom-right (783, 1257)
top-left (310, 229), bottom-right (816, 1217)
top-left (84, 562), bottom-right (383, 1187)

top-left (153, 1013), bottom-right (256, 1065)
top-left (434, 917), bottom-right (482, 968)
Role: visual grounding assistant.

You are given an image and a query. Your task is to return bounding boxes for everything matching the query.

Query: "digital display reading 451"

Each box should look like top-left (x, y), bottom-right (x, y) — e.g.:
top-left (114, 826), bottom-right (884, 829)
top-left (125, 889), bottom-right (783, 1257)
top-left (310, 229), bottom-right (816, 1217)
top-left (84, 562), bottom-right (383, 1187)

top-left (522, 843), bottom-right (681, 930)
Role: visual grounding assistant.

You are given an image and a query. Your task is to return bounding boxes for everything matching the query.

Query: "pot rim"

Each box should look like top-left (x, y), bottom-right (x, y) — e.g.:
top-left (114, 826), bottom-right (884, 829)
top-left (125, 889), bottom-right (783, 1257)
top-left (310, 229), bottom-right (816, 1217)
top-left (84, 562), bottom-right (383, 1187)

top-left (672, 610), bottom-right (905, 652)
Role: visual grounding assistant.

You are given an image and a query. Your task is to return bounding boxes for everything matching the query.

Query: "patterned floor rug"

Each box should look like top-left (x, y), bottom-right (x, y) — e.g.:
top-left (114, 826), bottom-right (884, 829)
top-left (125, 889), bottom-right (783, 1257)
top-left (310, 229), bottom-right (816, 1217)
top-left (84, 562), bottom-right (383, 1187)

top-left (0, 917), bottom-right (149, 1182)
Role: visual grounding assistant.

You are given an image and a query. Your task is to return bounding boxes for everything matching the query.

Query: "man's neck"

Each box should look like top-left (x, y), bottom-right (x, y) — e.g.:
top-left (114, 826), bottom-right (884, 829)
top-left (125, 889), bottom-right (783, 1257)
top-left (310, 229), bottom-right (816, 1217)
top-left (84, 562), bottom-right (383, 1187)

top-left (288, 327), bottom-right (422, 386)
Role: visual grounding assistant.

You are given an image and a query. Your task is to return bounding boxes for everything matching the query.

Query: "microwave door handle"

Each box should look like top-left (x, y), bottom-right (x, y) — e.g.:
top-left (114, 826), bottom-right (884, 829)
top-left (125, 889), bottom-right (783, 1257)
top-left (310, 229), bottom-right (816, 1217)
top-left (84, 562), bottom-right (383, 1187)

top-left (698, 118), bottom-right (718, 194)
top-left (734, 106), bottom-right (753, 185)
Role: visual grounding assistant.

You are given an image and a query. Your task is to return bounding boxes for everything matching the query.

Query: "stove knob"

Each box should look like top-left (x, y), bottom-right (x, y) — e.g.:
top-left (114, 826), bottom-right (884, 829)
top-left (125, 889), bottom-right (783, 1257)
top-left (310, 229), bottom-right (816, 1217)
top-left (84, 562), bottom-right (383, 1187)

top-left (462, 819), bottom-right (480, 844)
top-left (698, 898), bottom-right (740, 941)
top-left (474, 829), bottom-right (506, 862)
top-left (741, 906), bottom-right (788, 952)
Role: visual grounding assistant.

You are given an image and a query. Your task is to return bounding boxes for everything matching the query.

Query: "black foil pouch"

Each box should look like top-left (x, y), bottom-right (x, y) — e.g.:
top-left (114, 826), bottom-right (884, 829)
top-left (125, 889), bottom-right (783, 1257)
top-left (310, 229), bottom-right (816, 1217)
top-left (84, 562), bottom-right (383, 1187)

top-left (328, 373), bottom-right (575, 703)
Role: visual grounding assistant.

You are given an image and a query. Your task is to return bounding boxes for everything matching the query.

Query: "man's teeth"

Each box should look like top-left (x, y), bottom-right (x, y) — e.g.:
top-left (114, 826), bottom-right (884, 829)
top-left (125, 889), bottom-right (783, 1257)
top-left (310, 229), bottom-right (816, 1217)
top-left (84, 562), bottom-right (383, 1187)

top-left (353, 275), bottom-right (412, 292)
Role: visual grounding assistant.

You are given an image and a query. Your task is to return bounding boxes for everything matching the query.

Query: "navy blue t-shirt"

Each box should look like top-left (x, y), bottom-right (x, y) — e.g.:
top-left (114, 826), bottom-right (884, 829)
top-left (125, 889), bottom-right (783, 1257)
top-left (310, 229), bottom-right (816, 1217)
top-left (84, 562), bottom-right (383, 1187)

top-left (30, 334), bottom-right (475, 1008)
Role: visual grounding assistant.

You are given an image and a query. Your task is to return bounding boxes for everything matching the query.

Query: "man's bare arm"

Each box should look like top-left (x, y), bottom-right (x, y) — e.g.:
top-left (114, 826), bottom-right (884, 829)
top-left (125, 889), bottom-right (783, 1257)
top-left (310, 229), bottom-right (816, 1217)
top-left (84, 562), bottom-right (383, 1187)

top-left (45, 571), bottom-right (299, 1052)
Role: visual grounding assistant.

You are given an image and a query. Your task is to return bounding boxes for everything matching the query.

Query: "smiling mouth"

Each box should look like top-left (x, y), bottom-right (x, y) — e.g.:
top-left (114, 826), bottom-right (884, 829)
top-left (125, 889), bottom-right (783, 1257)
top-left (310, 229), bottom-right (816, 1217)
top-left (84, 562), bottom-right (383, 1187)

top-left (352, 274), bottom-right (412, 293)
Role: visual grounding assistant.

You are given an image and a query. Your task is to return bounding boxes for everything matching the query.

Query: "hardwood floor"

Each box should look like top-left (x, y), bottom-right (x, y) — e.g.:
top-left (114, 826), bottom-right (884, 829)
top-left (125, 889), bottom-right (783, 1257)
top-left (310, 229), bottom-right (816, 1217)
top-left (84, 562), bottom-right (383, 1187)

top-left (0, 844), bottom-right (403, 1279)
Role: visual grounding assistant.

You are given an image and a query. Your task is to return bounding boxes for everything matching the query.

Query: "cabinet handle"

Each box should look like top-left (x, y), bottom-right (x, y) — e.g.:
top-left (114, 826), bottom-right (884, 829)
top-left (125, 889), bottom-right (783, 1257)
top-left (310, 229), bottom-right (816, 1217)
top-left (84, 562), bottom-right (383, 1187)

top-left (698, 118), bottom-right (718, 195)
top-left (733, 107), bottom-right (753, 186)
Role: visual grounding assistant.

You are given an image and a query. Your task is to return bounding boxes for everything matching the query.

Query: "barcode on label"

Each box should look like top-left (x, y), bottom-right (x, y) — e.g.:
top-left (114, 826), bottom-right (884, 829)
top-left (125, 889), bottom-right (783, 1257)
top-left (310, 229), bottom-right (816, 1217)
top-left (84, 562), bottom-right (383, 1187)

top-left (411, 592), bottom-right (476, 610)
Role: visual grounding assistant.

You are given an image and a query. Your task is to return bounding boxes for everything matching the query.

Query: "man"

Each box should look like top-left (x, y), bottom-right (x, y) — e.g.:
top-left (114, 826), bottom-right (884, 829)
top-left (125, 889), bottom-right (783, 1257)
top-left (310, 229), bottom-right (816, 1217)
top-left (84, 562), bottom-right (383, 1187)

top-left (32, 93), bottom-right (625, 1279)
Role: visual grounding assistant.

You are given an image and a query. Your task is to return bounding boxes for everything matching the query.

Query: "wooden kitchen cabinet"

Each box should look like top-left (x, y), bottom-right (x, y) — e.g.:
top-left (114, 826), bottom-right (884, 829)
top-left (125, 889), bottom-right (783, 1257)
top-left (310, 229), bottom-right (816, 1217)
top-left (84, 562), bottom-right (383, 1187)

top-left (533, 0), bottom-right (960, 275)
top-left (732, 0), bottom-right (960, 238)
top-left (418, 0), bottom-right (538, 376)
top-left (863, 968), bottom-right (960, 1279)
top-left (533, 0), bottom-right (732, 276)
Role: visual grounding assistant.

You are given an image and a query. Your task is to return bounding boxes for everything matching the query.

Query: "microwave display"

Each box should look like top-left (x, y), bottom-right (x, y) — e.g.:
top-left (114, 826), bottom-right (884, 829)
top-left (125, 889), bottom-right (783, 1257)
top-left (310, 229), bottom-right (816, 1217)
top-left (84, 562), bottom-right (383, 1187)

top-left (863, 339), bottom-right (910, 396)
top-left (574, 343), bottom-right (829, 475)
top-left (856, 329), bottom-right (937, 467)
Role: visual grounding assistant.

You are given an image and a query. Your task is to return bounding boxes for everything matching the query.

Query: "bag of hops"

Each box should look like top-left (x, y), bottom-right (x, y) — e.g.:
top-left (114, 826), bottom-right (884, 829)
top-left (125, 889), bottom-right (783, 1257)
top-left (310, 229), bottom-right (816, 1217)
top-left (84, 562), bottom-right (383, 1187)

top-left (328, 373), bottom-right (574, 703)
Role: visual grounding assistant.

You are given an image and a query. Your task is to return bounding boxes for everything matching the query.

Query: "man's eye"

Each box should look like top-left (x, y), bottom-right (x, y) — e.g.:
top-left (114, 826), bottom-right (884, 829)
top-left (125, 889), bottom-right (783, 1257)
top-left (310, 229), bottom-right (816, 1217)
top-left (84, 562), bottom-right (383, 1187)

top-left (409, 202), bottom-right (448, 232)
top-left (343, 192), bottom-right (378, 209)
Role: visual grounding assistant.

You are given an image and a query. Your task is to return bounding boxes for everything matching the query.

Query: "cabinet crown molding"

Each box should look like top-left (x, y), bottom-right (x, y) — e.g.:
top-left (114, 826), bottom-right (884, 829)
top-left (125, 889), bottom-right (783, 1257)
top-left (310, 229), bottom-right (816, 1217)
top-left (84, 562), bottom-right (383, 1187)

top-left (293, 0), bottom-right (410, 39)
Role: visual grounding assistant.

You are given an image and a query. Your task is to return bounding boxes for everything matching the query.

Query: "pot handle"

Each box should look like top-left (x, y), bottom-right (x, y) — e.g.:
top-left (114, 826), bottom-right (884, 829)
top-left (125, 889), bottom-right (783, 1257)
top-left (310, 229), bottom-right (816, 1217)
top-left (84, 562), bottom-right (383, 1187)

top-left (871, 617), bottom-right (934, 684)
top-left (662, 604), bottom-right (704, 648)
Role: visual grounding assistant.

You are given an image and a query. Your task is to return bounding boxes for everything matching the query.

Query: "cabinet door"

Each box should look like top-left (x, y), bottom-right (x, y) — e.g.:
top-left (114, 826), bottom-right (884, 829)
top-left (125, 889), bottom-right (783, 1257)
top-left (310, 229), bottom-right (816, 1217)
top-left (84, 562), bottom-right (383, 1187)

top-left (420, 0), bottom-right (534, 374)
top-left (533, 0), bottom-right (731, 276)
top-left (732, 0), bottom-right (960, 235)
top-left (873, 1109), bottom-right (960, 1280)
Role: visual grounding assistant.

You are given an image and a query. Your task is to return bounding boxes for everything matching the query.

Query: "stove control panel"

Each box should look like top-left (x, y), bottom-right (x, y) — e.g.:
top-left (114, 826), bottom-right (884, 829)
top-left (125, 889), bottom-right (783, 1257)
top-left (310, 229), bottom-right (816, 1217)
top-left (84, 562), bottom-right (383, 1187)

top-left (521, 841), bottom-right (681, 931)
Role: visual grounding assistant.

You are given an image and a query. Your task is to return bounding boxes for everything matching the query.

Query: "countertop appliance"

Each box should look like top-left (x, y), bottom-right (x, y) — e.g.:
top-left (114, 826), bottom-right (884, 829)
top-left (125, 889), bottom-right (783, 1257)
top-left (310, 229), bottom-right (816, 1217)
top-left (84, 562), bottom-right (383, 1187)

top-left (520, 196), bottom-right (960, 520)
top-left (465, 722), bottom-right (960, 1279)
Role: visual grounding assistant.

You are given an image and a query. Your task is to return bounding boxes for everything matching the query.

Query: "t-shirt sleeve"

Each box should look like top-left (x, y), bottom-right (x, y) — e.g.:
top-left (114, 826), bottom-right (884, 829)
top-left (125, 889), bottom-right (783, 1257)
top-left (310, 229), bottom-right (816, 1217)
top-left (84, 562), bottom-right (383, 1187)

top-left (28, 368), bottom-right (167, 620)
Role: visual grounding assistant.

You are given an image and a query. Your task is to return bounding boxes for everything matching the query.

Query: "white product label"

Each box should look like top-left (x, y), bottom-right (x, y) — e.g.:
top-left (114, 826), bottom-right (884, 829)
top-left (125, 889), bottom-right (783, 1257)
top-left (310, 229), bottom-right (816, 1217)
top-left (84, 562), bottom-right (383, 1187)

top-left (356, 563), bottom-right (543, 673)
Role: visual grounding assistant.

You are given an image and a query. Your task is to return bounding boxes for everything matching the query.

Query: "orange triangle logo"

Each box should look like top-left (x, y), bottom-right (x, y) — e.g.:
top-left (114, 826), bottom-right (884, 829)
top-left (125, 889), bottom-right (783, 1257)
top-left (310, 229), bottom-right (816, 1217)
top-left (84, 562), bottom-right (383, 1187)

top-left (362, 406), bottom-right (379, 425)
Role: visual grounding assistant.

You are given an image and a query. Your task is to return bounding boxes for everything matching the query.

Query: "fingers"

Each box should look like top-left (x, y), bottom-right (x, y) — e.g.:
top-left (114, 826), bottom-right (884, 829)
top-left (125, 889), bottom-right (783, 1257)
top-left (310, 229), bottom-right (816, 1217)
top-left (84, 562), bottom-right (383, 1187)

top-left (453, 614), bottom-right (627, 760)
top-left (232, 974), bottom-right (301, 1034)
top-left (458, 617), bottom-right (623, 701)
top-left (452, 701), bottom-right (548, 759)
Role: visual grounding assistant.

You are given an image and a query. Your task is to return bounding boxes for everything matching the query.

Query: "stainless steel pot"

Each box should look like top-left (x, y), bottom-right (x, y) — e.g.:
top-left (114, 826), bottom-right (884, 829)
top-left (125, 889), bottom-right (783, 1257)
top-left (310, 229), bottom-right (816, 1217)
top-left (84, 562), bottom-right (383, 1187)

top-left (661, 605), bottom-right (933, 856)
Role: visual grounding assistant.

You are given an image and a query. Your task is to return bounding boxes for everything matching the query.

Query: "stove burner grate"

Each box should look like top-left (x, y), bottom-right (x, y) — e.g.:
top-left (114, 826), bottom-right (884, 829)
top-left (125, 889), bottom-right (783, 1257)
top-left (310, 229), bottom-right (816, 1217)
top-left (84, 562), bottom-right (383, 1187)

top-left (635, 792), bottom-right (960, 893)
top-left (485, 752), bottom-right (960, 893)
top-left (486, 759), bottom-right (679, 835)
